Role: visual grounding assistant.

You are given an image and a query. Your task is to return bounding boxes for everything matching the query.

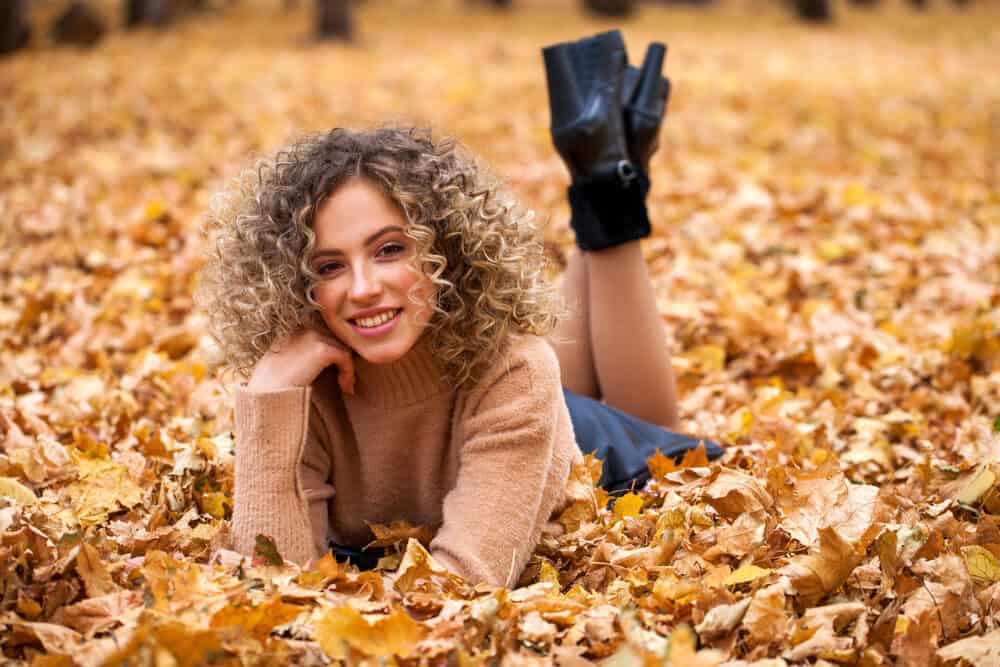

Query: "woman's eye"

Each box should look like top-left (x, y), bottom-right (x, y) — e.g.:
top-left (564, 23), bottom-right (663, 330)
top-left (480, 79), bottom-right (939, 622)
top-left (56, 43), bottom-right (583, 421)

top-left (317, 262), bottom-right (343, 274)
top-left (378, 243), bottom-right (405, 257)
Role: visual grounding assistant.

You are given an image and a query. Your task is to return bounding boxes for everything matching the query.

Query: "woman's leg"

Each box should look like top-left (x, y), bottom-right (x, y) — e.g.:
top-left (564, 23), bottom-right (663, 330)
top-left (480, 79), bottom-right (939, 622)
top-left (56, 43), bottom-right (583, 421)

top-left (547, 248), bottom-right (601, 399)
top-left (549, 240), bottom-right (680, 429)
top-left (584, 241), bottom-right (680, 430)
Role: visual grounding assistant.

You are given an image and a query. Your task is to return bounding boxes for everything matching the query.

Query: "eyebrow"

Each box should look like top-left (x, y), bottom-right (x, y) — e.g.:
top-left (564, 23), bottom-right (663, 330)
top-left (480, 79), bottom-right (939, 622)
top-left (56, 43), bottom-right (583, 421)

top-left (311, 225), bottom-right (405, 261)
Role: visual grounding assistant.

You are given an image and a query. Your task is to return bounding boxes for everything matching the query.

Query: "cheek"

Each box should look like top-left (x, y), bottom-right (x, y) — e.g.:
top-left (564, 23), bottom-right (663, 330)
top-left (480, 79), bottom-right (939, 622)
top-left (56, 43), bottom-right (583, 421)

top-left (311, 282), bottom-right (343, 309)
top-left (401, 275), bottom-right (437, 322)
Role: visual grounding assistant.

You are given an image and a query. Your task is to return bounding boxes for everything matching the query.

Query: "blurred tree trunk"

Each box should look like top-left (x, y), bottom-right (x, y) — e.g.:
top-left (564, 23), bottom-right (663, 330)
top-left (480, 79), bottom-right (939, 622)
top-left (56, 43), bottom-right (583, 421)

top-left (316, 0), bottom-right (351, 41)
top-left (51, 2), bottom-right (106, 47)
top-left (796, 0), bottom-right (831, 21)
top-left (0, 0), bottom-right (30, 55)
top-left (126, 0), bottom-right (171, 27)
top-left (583, 0), bottom-right (637, 16)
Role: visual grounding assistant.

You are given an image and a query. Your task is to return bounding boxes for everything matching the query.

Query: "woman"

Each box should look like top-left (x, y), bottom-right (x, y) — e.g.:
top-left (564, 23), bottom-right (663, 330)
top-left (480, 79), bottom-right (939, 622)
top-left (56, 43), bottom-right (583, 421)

top-left (198, 32), bottom-right (720, 588)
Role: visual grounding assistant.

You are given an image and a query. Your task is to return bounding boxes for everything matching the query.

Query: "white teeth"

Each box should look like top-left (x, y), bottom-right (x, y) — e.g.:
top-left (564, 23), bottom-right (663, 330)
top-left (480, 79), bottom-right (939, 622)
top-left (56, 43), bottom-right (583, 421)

top-left (353, 310), bottom-right (398, 328)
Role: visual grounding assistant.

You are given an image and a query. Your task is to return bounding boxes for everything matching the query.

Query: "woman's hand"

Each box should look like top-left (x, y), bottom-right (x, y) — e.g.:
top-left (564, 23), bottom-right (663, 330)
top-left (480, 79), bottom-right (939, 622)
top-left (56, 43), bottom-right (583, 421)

top-left (246, 327), bottom-right (356, 395)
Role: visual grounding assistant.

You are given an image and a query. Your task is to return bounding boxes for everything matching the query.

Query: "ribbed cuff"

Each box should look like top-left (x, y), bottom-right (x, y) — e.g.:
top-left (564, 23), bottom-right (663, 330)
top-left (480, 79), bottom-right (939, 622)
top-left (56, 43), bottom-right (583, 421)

top-left (231, 385), bottom-right (317, 564)
top-left (568, 169), bottom-right (651, 251)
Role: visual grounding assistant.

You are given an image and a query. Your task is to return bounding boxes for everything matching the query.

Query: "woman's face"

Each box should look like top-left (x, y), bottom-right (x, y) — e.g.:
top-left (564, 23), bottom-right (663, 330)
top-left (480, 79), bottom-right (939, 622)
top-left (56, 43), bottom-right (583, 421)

top-left (309, 177), bottom-right (436, 365)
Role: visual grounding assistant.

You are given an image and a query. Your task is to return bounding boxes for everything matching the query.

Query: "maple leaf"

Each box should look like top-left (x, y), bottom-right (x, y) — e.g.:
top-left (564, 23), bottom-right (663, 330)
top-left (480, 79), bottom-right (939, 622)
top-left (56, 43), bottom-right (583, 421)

top-left (314, 604), bottom-right (424, 660)
top-left (364, 518), bottom-right (435, 550)
top-left (703, 468), bottom-right (774, 520)
top-left (612, 492), bottom-right (645, 520)
top-left (209, 596), bottom-right (303, 641)
top-left (392, 538), bottom-right (467, 595)
top-left (780, 526), bottom-right (864, 607)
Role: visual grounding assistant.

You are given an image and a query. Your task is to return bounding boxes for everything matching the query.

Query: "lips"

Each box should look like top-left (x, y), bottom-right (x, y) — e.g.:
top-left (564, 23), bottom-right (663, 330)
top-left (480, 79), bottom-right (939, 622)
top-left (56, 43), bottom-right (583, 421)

top-left (349, 308), bottom-right (401, 329)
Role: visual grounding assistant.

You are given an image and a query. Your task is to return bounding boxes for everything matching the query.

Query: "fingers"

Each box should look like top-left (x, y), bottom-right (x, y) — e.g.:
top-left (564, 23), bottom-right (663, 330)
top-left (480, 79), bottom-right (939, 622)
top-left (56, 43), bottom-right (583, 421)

top-left (309, 330), bottom-right (356, 396)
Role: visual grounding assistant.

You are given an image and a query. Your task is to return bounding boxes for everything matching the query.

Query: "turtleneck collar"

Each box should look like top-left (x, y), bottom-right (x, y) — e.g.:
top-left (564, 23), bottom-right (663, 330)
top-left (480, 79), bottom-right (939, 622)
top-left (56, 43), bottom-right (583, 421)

top-left (350, 335), bottom-right (450, 408)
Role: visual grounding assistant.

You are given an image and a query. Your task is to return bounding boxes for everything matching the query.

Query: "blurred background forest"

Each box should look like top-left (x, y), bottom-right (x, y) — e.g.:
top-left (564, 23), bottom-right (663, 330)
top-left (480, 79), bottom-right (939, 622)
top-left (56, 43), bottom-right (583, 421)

top-left (1, 0), bottom-right (996, 53)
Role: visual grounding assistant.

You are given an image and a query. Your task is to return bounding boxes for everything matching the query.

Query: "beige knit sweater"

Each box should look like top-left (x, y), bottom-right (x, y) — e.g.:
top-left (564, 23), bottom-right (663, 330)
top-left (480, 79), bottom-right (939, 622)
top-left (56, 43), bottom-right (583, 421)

top-left (231, 334), bottom-right (584, 588)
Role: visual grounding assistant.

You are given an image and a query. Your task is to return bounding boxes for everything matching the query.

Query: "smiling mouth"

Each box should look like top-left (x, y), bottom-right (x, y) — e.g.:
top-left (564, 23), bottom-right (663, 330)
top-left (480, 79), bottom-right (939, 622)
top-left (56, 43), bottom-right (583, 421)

top-left (350, 309), bottom-right (401, 329)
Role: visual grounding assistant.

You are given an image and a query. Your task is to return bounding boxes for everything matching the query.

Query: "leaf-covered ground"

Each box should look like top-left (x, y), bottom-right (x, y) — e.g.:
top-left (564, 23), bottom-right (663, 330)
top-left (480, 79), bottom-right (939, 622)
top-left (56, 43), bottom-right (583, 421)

top-left (2, 0), bottom-right (1000, 664)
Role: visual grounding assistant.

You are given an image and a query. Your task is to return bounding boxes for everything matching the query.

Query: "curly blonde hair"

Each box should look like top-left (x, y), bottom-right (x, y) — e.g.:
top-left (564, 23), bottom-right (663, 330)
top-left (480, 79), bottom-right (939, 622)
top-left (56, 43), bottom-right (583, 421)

top-left (197, 126), bottom-right (566, 389)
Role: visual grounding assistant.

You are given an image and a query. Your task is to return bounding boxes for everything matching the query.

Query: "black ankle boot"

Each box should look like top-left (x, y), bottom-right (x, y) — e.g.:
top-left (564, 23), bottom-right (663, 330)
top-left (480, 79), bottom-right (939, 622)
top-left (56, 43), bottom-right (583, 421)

top-left (543, 31), bottom-right (667, 252)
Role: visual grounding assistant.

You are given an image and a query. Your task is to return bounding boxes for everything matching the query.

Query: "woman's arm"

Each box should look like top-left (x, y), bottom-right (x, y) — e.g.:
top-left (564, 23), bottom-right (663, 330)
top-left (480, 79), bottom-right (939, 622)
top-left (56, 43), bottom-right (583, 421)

top-left (231, 327), bottom-right (353, 564)
top-left (231, 385), bottom-right (334, 564)
top-left (428, 338), bottom-right (577, 588)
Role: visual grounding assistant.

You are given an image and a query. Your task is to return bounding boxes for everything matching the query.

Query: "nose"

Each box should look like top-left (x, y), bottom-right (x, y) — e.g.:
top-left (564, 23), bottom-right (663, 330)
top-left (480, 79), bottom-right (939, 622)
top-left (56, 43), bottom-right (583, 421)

top-left (348, 261), bottom-right (383, 302)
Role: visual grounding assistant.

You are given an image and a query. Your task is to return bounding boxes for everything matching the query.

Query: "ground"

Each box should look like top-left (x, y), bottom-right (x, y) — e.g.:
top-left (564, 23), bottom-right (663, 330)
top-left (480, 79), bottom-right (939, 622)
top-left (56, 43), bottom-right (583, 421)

top-left (1, 0), bottom-right (1000, 664)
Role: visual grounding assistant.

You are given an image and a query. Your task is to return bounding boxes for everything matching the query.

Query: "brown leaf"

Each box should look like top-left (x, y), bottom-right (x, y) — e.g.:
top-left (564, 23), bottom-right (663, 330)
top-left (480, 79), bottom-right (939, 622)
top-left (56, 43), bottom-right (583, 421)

top-left (938, 627), bottom-right (1000, 666)
top-left (780, 526), bottom-right (864, 607)
top-left (54, 590), bottom-right (140, 637)
top-left (364, 519), bottom-right (435, 550)
top-left (75, 543), bottom-right (119, 598)
top-left (743, 582), bottom-right (792, 646)
top-left (703, 469), bottom-right (774, 520)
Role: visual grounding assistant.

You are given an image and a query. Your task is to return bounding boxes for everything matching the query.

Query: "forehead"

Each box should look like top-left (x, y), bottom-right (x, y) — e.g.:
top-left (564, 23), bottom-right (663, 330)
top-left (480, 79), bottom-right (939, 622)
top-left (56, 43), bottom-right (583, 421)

top-left (313, 177), bottom-right (407, 247)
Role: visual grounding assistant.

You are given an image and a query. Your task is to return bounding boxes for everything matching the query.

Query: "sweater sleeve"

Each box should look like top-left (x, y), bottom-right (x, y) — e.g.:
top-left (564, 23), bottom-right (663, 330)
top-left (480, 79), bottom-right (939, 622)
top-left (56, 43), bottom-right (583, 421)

top-left (428, 342), bottom-right (570, 588)
top-left (231, 385), bottom-right (335, 565)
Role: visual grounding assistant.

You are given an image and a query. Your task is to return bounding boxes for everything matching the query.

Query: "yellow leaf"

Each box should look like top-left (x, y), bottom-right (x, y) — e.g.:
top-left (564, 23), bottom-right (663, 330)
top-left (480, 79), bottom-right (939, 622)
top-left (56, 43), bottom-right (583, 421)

top-left (188, 523), bottom-right (218, 542)
top-left (842, 183), bottom-right (875, 207)
top-left (652, 573), bottom-right (700, 605)
top-left (682, 345), bottom-right (726, 374)
top-left (962, 545), bottom-right (1000, 584)
top-left (393, 538), bottom-right (466, 594)
top-left (724, 565), bottom-right (773, 586)
top-left (64, 452), bottom-right (143, 525)
top-left (0, 477), bottom-right (37, 505)
top-left (818, 240), bottom-right (847, 261)
top-left (150, 619), bottom-right (224, 667)
top-left (648, 448), bottom-right (678, 481)
top-left (315, 605), bottom-right (423, 660)
top-left (595, 486), bottom-right (612, 511)
top-left (199, 492), bottom-right (231, 520)
top-left (144, 200), bottom-right (166, 221)
top-left (957, 467), bottom-right (997, 505)
top-left (612, 493), bottom-right (645, 520)
top-left (210, 596), bottom-right (303, 641)
top-left (538, 559), bottom-right (560, 585)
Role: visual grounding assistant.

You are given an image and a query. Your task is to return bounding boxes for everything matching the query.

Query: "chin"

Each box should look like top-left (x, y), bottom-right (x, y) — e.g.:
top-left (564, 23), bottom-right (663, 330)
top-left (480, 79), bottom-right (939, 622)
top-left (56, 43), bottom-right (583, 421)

top-left (355, 343), bottom-right (409, 365)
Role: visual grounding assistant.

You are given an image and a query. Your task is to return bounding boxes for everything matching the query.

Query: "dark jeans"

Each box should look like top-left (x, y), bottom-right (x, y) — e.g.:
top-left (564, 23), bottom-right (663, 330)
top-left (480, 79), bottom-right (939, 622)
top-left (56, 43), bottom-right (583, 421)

top-left (328, 386), bottom-right (723, 569)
